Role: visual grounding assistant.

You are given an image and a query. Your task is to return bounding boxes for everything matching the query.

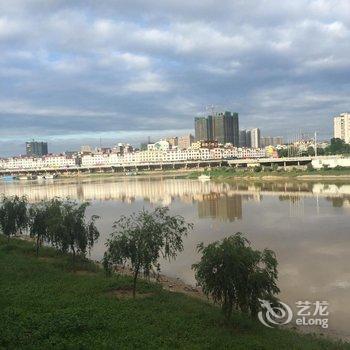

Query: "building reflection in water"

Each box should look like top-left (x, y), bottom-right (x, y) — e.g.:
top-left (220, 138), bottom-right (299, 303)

top-left (1, 177), bottom-right (350, 215)
top-left (197, 193), bottom-right (242, 222)
top-left (18, 176), bottom-right (349, 222)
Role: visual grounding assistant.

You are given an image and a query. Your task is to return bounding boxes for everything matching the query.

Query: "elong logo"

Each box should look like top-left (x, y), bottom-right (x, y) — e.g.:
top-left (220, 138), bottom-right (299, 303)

top-left (258, 299), bottom-right (329, 329)
top-left (258, 299), bottom-right (293, 328)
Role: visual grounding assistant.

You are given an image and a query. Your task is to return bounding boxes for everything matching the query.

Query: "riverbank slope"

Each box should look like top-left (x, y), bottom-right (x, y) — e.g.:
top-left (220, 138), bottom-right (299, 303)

top-left (187, 167), bottom-right (350, 182)
top-left (0, 236), bottom-right (348, 349)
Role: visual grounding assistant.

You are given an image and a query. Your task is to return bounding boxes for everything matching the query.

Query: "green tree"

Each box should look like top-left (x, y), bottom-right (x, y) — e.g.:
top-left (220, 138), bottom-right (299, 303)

top-left (277, 148), bottom-right (288, 158)
top-left (253, 165), bottom-right (262, 173)
top-left (15, 196), bottom-right (29, 235)
top-left (192, 232), bottom-right (279, 321)
top-left (325, 138), bottom-right (350, 155)
top-left (307, 146), bottom-right (315, 156)
top-left (0, 195), bottom-right (29, 242)
top-left (317, 147), bottom-right (325, 156)
top-left (103, 207), bottom-right (193, 298)
top-left (43, 198), bottom-right (65, 246)
top-left (29, 201), bottom-right (50, 256)
top-left (52, 199), bottom-right (100, 270)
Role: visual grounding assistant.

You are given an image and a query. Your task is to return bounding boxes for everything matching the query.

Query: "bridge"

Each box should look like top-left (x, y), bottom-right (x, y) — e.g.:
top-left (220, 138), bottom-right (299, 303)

top-left (0, 159), bottom-right (228, 176)
top-left (0, 156), bottom-right (339, 176)
top-left (227, 156), bottom-right (313, 168)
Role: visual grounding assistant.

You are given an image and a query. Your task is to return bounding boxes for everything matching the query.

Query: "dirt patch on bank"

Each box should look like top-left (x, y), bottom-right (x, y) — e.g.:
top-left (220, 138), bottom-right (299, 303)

top-left (74, 270), bottom-right (98, 276)
top-left (107, 286), bottom-right (154, 300)
top-left (114, 265), bottom-right (207, 301)
top-left (38, 256), bottom-right (56, 262)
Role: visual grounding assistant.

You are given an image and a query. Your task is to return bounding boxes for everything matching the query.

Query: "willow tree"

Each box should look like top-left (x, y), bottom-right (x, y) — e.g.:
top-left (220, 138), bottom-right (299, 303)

top-left (54, 199), bottom-right (100, 269)
top-left (29, 201), bottom-right (51, 256)
top-left (0, 195), bottom-right (29, 242)
top-left (192, 232), bottom-right (279, 321)
top-left (103, 207), bottom-right (193, 298)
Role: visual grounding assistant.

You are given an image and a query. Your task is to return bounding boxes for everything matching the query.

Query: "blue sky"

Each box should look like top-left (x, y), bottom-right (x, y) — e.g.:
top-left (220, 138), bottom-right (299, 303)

top-left (0, 0), bottom-right (349, 156)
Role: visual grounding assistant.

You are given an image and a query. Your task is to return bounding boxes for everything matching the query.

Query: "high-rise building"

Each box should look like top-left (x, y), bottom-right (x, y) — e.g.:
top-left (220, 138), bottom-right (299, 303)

top-left (246, 130), bottom-right (252, 148)
top-left (178, 134), bottom-right (194, 150)
top-left (194, 116), bottom-right (213, 141)
top-left (250, 128), bottom-right (261, 148)
top-left (213, 113), bottom-right (225, 144)
top-left (260, 137), bottom-right (273, 148)
top-left (261, 136), bottom-right (284, 147)
top-left (26, 140), bottom-right (48, 156)
top-left (232, 112), bottom-right (239, 147)
top-left (239, 130), bottom-right (247, 147)
top-left (195, 111), bottom-right (239, 145)
top-left (334, 112), bottom-right (350, 143)
top-left (273, 137), bottom-right (284, 146)
top-left (213, 111), bottom-right (239, 146)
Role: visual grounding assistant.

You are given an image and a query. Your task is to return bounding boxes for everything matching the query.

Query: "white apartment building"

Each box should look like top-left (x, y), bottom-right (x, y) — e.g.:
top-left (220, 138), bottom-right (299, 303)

top-left (250, 128), bottom-right (261, 148)
top-left (0, 155), bottom-right (76, 170)
top-left (334, 112), bottom-right (350, 143)
top-left (0, 147), bottom-right (268, 171)
top-left (81, 154), bottom-right (110, 167)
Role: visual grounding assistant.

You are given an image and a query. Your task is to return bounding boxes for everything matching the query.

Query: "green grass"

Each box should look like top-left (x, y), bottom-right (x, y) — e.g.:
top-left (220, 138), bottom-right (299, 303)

top-left (0, 236), bottom-right (348, 349)
top-left (188, 166), bottom-right (350, 180)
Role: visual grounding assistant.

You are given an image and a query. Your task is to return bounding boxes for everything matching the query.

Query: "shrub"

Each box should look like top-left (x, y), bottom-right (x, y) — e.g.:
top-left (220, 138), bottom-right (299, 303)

top-left (306, 163), bottom-right (314, 171)
top-left (253, 166), bottom-right (262, 173)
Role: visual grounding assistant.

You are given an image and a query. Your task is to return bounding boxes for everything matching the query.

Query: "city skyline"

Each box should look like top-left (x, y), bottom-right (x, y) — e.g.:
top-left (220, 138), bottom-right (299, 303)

top-left (2, 116), bottom-right (317, 157)
top-left (1, 1), bottom-right (349, 156)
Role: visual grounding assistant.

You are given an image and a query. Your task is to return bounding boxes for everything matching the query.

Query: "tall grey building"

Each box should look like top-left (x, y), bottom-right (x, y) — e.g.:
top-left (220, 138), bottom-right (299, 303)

top-left (260, 136), bottom-right (273, 148)
top-left (26, 140), bottom-right (48, 156)
top-left (194, 115), bottom-right (213, 141)
top-left (231, 112), bottom-right (239, 147)
top-left (214, 111), bottom-right (239, 146)
top-left (195, 111), bottom-right (239, 145)
top-left (239, 130), bottom-right (247, 147)
top-left (246, 130), bottom-right (252, 147)
top-left (213, 113), bottom-right (226, 144)
top-left (260, 136), bottom-right (284, 147)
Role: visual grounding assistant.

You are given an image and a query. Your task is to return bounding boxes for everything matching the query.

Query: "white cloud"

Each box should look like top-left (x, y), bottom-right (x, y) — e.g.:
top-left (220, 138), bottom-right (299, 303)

top-left (0, 0), bottom-right (349, 153)
top-left (99, 52), bottom-right (151, 70)
top-left (125, 72), bottom-right (170, 93)
top-left (0, 99), bottom-right (116, 118)
top-left (0, 17), bottom-right (23, 39)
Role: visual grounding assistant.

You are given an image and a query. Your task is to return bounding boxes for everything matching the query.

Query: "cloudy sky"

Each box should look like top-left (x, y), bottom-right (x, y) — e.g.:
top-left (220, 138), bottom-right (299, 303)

top-left (0, 0), bottom-right (349, 156)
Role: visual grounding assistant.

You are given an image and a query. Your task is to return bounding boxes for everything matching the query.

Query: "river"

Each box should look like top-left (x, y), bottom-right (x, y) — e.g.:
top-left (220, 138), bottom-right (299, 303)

top-left (1, 175), bottom-right (350, 339)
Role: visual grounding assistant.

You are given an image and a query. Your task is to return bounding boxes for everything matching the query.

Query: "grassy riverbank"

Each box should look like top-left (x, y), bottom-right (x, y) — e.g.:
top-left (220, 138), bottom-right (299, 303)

top-left (188, 166), bottom-right (350, 181)
top-left (62, 166), bottom-right (350, 182)
top-left (0, 236), bottom-right (348, 349)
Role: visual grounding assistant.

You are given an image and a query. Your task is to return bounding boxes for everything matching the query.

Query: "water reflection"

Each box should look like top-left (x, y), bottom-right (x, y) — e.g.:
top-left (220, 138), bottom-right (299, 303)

top-left (2, 177), bottom-right (350, 208)
top-left (1, 176), bottom-right (350, 339)
top-left (198, 193), bottom-right (242, 222)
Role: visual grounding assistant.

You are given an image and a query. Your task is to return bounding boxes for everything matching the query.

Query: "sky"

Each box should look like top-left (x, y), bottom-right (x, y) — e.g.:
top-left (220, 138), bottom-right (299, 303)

top-left (0, 0), bottom-right (349, 156)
